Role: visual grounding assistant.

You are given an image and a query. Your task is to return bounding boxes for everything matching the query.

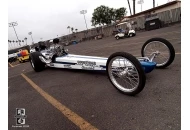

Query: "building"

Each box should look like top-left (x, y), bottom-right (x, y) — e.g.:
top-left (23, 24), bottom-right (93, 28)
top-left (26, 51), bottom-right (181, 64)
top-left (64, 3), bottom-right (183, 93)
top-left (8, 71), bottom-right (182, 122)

top-left (119, 0), bottom-right (181, 30)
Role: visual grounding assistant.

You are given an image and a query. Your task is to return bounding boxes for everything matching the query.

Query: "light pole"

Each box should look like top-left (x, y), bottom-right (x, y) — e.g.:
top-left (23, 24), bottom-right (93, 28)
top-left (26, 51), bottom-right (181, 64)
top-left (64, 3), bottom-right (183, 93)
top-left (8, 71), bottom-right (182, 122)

top-left (80, 10), bottom-right (88, 38)
top-left (80, 10), bottom-right (88, 30)
top-left (28, 32), bottom-right (34, 44)
top-left (137, 0), bottom-right (144, 12)
top-left (8, 22), bottom-right (21, 46)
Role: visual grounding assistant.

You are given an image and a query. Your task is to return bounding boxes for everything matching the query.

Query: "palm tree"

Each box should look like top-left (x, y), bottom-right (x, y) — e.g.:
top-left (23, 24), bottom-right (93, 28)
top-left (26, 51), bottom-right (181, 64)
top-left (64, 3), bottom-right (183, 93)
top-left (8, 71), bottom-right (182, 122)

top-left (71, 27), bottom-right (74, 33)
top-left (24, 37), bottom-right (27, 45)
top-left (127, 0), bottom-right (132, 16)
top-left (133, 0), bottom-right (136, 15)
top-left (9, 40), bottom-right (13, 49)
top-left (67, 26), bottom-right (71, 34)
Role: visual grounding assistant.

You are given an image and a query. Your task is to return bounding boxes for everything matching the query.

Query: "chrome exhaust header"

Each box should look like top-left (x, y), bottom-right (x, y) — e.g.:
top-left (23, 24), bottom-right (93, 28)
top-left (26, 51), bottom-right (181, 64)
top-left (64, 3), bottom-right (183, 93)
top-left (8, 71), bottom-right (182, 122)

top-left (39, 56), bottom-right (51, 64)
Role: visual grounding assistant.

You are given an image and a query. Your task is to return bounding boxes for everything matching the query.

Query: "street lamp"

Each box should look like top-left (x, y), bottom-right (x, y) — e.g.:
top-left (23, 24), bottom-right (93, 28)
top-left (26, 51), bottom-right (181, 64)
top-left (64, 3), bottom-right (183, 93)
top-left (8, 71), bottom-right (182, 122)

top-left (80, 10), bottom-right (88, 38)
top-left (28, 32), bottom-right (34, 44)
top-left (137, 0), bottom-right (144, 12)
top-left (80, 10), bottom-right (88, 30)
top-left (8, 22), bottom-right (21, 46)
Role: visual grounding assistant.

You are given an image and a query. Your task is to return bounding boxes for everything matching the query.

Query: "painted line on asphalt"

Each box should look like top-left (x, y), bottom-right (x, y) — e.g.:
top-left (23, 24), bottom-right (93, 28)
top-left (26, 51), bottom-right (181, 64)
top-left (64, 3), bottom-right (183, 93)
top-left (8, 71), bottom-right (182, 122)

top-left (8, 63), bottom-right (14, 67)
top-left (21, 73), bottom-right (98, 130)
top-left (13, 64), bottom-right (21, 67)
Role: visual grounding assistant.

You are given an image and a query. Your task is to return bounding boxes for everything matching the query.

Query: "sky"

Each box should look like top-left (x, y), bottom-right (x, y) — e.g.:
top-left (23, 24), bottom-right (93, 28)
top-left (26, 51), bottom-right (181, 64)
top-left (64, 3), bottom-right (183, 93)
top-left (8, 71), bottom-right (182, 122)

top-left (8, 0), bottom-right (171, 49)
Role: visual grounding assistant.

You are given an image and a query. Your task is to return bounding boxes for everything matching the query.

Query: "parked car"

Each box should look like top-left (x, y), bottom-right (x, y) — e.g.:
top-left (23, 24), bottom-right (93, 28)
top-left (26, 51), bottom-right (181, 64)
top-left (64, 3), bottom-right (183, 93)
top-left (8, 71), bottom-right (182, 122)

top-left (8, 53), bottom-right (17, 63)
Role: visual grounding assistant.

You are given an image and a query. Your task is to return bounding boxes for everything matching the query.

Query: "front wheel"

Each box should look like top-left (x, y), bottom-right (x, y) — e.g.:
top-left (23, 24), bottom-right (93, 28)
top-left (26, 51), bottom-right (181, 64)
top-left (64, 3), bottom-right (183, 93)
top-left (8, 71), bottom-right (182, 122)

top-left (141, 38), bottom-right (175, 68)
top-left (106, 52), bottom-right (146, 96)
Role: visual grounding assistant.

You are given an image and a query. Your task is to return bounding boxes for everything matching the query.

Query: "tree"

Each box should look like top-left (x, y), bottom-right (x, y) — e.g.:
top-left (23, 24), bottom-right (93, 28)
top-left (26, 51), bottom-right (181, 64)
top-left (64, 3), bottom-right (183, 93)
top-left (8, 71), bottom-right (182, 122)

top-left (67, 26), bottom-right (71, 34)
top-left (115, 7), bottom-right (127, 22)
top-left (91, 5), bottom-right (110, 26)
top-left (71, 27), bottom-right (74, 33)
top-left (91, 5), bottom-right (127, 26)
top-left (153, 0), bottom-right (155, 8)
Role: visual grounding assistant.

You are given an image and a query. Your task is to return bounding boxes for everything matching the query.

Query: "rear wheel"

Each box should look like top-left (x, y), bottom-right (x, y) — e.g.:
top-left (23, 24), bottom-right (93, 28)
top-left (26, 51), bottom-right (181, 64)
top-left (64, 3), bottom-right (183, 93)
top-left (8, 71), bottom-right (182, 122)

top-left (115, 36), bottom-right (119, 40)
top-left (141, 38), bottom-right (175, 68)
top-left (106, 52), bottom-right (146, 96)
top-left (29, 52), bottom-right (46, 72)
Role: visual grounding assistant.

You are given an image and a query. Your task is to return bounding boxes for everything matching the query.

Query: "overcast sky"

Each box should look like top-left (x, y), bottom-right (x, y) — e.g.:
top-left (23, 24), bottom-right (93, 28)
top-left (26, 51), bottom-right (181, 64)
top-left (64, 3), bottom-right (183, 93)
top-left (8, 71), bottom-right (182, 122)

top-left (8, 0), bottom-right (170, 49)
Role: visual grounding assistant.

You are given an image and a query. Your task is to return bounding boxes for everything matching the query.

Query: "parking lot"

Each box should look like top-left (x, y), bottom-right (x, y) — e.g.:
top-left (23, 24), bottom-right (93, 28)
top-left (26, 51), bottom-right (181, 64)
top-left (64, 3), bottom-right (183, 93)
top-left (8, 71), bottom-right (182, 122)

top-left (8, 24), bottom-right (181, 130)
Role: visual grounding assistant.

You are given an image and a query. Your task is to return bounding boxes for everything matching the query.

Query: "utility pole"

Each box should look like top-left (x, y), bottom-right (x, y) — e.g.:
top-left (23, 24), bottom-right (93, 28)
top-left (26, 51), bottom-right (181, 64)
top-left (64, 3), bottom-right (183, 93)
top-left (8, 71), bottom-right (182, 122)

top-left (8, 22), bottom-right (21, 46)
top-left (127, 0), bottom-right (132, 16)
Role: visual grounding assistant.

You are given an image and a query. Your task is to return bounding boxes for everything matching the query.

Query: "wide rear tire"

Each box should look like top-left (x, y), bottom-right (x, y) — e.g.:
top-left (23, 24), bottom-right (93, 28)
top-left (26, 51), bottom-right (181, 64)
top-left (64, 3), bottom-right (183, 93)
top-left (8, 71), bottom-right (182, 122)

top-left (29, 52), bottom-right (46, 72)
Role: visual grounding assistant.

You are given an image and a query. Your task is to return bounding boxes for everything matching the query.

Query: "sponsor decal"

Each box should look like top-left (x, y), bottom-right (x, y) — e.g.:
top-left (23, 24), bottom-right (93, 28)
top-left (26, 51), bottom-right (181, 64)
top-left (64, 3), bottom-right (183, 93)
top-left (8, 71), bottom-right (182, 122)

top-left (77, 61), bottom-right (96, 66)
top-left (63, 64), bottom-right (72, 68)
top-left (77, 61), bottom-right (96, 70)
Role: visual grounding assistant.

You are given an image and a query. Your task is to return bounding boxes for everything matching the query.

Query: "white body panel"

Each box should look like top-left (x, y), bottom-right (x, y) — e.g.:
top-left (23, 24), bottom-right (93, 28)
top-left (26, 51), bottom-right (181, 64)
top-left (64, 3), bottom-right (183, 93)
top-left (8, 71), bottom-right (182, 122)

top-left (46, 54), bottom-right (108, 71)
top-left (45, 54), bottom-right (133, 71)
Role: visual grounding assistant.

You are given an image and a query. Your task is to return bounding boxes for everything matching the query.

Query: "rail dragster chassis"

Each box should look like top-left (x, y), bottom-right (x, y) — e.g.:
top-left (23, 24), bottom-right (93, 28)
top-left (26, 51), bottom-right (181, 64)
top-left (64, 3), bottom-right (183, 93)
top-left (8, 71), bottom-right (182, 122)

top-left (29, 38), bottom-right (175, 96)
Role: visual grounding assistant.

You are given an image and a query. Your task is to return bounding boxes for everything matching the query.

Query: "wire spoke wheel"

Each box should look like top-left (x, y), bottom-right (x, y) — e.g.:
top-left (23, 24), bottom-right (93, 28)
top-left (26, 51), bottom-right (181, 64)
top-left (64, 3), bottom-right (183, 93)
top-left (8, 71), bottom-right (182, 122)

top-left (106, 52), bottom-right (146, 96)
top-left (144, 41), bottom-right (170, 66)
top-left (141, 38), bottom-right (175, 68)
